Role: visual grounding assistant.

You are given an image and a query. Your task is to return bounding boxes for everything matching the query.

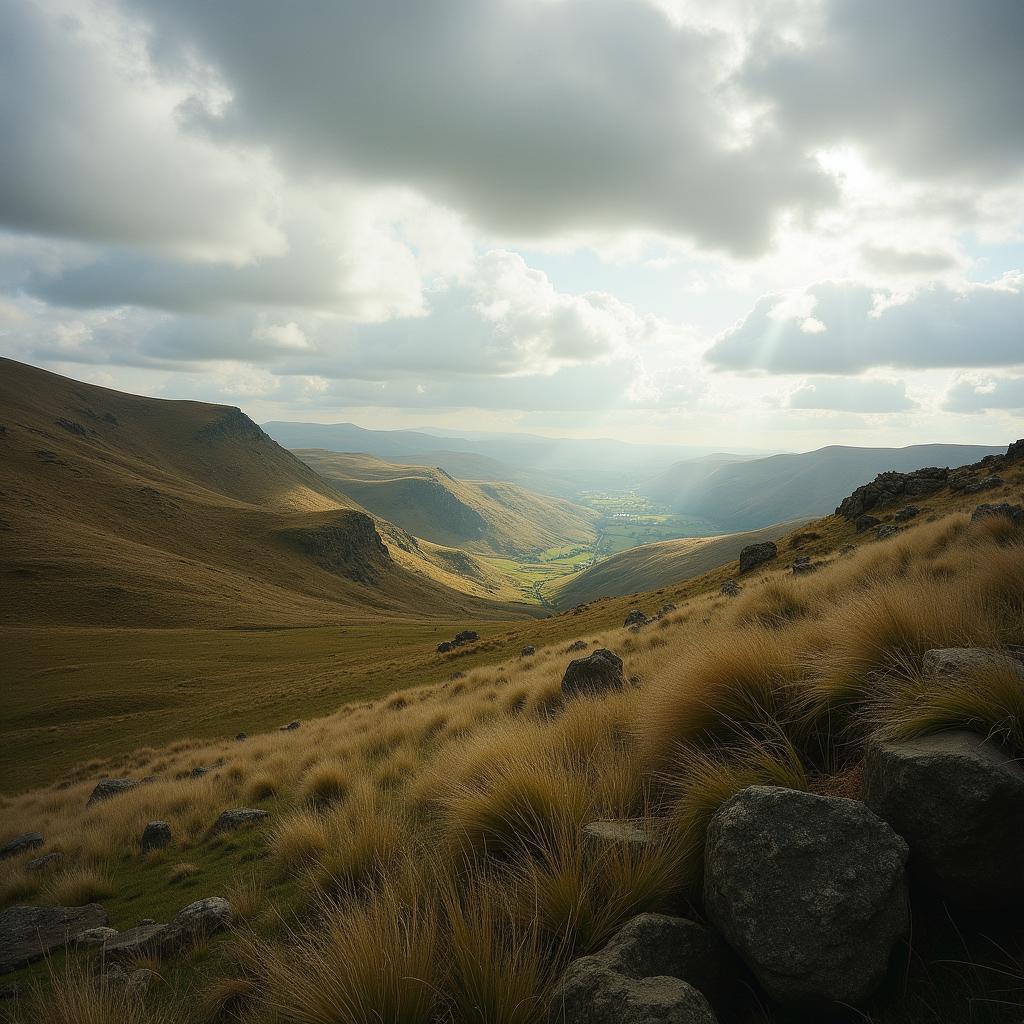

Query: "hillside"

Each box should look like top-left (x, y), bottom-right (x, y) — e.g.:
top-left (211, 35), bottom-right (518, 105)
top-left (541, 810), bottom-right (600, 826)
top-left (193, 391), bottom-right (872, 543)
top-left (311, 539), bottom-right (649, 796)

top-left (551, 519), bottom-right (806, 607)
top-left (644, 443), bottom-right (1004, 531)
top-left (295, 450), bottom-right (597, 557)
top-left (0, 358), bottom-right (533, 628)
top-left (2, 441), bottom-right (1022, 1023)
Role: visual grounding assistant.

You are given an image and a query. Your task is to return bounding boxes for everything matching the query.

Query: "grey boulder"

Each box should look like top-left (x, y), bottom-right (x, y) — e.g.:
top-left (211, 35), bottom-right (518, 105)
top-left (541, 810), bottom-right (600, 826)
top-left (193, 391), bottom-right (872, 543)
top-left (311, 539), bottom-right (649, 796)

top-left (623, 608), bottom-right (649, 628)
top-left (704, 786), bottom-right (908, 1008)
top-left (141, 820), bottom-right (172, 852)
top-left (864, 731), bottom-right (1024, 907)
top-left (0, 904), bottom-right (108, 974)
top-left (922, 646), bottom-right (1024, 681)
top-left (86, 778), bottom-right (138, 806)
top-left (737, 542), bottom-right (777, 574)
top-left (100, 922), bottom-right (170, 963)
top-left (970, 502), bottom-right (1023, 526)
top-left (0, 833), bottom-right (43, 860)
top-left (212, 808), bottom-right (269, 834)
top-left (560, 649), bottom-right (625, 699)
top-left (26, 851), bottom-right (63, 872)
top-left (719, 580), bottom-right (740, 597)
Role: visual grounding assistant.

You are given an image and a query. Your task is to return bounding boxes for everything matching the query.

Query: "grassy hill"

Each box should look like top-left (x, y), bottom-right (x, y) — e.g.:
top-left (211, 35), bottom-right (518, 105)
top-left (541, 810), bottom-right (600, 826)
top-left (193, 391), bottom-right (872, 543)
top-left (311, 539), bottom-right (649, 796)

top-left (644, 443), bottom-right (1004, 531)
top-left (2, 443), bottom-right (1022, 1023)
top-left (295, 450), bottom-right (597, 558)
top-left (550, 519), bottom-right (807, 607)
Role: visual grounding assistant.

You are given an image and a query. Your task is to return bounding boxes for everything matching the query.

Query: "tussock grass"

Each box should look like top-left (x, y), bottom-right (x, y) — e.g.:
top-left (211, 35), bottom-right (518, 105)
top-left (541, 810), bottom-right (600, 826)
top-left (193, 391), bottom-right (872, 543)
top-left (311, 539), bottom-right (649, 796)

top-left (43, 864), bottom-right (115, 906)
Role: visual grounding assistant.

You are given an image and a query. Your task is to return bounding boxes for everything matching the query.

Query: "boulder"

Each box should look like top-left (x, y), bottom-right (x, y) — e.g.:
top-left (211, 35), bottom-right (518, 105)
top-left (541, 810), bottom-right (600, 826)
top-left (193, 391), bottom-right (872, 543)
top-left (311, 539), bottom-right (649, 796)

top-left (876, 524), bottom-right (902, 540)
top-left (791, 555), bottom-right (816, 575)
top-left (521, 645), bottom-right (536, 657)
top-left (76, 926), bottom-right (119, 945)
top-left (894, 505), bottom-right (920, 523)
top-left (922, 646), bottom-right (1024, 680)
top-left (1006, 438), bottom-right (1024, 462)
top-left (656, 603), bottom-right (678, 617)
top-left (970, 502), bottom-right (1024, 526)
top-left (436, 641), bottom-right (454, 653)
top-left (855, 514), bottom-right (881, 533)
top-left (738, 542), bottom-right (776, 574)
top-left (719, 580), bottom-right (740, 597)
top-left (453, 630), bottom-right (480, 646)
top-left (26, 851), bottom-right (63, 872)
top-left (0, 833), bottom-right (43, 860)
top-left (561, 649), bottom-right (625, 699)
top-left (552, 958), bottom-right (717, 1024)
top-left (0, 904), bottom-right (108, 974)
top-left (189, 766), bottom-right (210, 778)
top-left (704, 786), bottom-right (908, 1008)
top-left (583, 818), bottom-right (666, 850)
top-left (211, 808), bottom-right (269, 834)
top-left (279, 720), bottom-right (301, 731)
top-left (623, 609), bottom-right (649, 628)
top-left (566, 640), bottom-right (589, 652)
top-left (141, 821), bottom-right (172, 852)
top-left (100, 922), bottom-right (170, 963)
top-left (86, 778), bottom-right (138, 806)
top-left (595, 913), bottom-right (733, 1005)
top-left (864, 731), bottom-right (1024, 907)
top-left (161, 897), bottom-right (233, 950)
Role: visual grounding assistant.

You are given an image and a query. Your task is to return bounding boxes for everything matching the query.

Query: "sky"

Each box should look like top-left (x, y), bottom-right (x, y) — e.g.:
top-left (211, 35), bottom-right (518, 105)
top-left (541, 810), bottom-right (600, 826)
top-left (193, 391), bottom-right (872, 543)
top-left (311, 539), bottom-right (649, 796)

top-left (1, 0), bottom-right (1022, 450)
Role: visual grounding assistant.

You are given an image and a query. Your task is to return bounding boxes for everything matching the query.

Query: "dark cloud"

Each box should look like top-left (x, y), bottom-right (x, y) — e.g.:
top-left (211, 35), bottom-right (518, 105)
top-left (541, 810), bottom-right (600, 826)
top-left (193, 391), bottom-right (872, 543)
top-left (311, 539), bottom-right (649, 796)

top-left (944, 377), bottom-right (1024, 414)
top-left (788, 377), bottom-right (915, 413)
top-left (743, 0), bottom-right (1024, 185)
top-left (123, 0), bottom-right (833, 255)
top-left (707, 275), bottom-right (1024, 374)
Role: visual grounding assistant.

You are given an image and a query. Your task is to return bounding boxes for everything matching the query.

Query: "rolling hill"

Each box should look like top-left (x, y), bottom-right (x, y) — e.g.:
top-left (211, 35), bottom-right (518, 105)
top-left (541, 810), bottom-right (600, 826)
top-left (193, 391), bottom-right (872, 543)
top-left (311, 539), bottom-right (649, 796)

top-left (0, 358), bottom-right (536, 628)
top-left (643, 443), bottom-right (1005, 531)
top-left (550, 519), bottom-right (807, 607)
top-left (295, 450), bottom-right (597, 557)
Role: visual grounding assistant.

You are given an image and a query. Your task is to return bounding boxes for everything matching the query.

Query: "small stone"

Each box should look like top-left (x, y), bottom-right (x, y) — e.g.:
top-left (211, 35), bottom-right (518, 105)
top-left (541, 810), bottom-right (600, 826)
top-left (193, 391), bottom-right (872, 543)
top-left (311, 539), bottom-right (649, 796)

top-left (0, 833), bottom-right (43, 860)
top-left (141, 821), bottom-right (172, 852)
top-left (279, 720), bottom-right (301, 731)
top-left (76, 926), bottom-right (118, 945)
top-left (583, 818), bottom-right (666, 849)
top-left (436, 641), bottom-right (453, 653)
top-left (189, 766), bottom-right (210, 778)
top-left (211, 808), bottom-right (269, 834)
top-left (566, 639), bottom-right (588, 652)
top-left (561, 649), bottom-right (625, 699)
top-left (719, 580), bottom-right (741, 597)
top-left (234, 732), bottom-right (247, 741)
top-left (86, 778), bottom-right (138, 807)
top-left (520, 645), bottom-right (536, 657)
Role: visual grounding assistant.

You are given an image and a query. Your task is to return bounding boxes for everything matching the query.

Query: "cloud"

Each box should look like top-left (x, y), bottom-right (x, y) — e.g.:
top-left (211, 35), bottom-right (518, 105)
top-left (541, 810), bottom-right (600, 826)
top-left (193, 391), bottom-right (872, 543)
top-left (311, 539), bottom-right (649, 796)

top-left (707, 272), bottom-right (1024, 374)
top-left (123, 0), bottom-right (833, 255)
top-left (788, 377), bottom-right (915, 413)
top-left (944, 377), bottom-right (1024, 414)
top-left (743, 0), bottom-right (1024, 186)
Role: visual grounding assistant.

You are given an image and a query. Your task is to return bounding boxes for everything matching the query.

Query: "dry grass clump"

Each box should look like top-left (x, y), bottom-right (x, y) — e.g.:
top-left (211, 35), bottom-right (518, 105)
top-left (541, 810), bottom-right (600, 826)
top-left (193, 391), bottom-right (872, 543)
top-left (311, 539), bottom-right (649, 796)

top-left (270, 808), bottom-right (328, 871)
top-left (246, 773), bottom-right (279, 802)
top-left (299, 762), bottom-right (348, 808)
top-left (43, 864), bottom-right (115, 906)
top-left (168, 861), bottom-right (201, 884)
top-left (733, 577), bottom-right (811, 627)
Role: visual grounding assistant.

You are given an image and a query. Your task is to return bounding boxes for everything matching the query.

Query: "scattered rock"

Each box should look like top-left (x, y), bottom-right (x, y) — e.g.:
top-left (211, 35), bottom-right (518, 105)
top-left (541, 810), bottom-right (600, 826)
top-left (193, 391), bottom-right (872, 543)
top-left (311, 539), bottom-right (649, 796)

top-left (234, 732), bottom-right (247, 741)
top-left (520, 645), bottom-right (536, 657)
top-left (894, 505), bottom-right (920, 523)
top-left (453, 630), bottom-right (480, 646)
top-left (970, 502), bottom-right (1024, 526)
top-left (855, 514), bottom-right (881, 533)
top-left (86, 778), bottom-right (138, 807)
top-left (561, 649), bottom-right (626, 699)
top-left (704, 786), bottom-right (908, 1008)
top-left (876, 524), bottom-right (902, 540)
top-left (211, 808), bottom-right (269, 834)
top-left (164, 897), bottom-right (233, 947)
top-left (790, 555), bottom-right (817, 575)
top-left (141, 821), bottom-right (172, 852)
top-left (922, 646), bottom-right (1024, 680)
top-left (100, 923), bottom-right (170, 964)
top-left (623, 608), bottom-right (649, 628)
top-left (553, 958), bottom-right (717, 1024)
top-left (279, 720), bottom-right (301, 731)
top-left (0, 904), bottom-right (109, 974)
top-left (0, 833), bottom-right (43, 860)
top-left (864, 731), bottom-right (1024, 907)
top-left (189, 766), bottom-right (210, 778)
top-left (436, 641), bottom-right (454, 653)
top-left (566, 639), bottom-right (589, 652)
top-left (76, 926), bottom-right (119, 945)
top-left (719, 580), bottom-right (741, 597)
top-left (738, 541), bottom-right (776, 574)
top-left (583, 818), bottom-right (666, 850)
top-left (656, 603), bottom-right (677, 617)
top-left (26, 851), bottom-right (63, 872)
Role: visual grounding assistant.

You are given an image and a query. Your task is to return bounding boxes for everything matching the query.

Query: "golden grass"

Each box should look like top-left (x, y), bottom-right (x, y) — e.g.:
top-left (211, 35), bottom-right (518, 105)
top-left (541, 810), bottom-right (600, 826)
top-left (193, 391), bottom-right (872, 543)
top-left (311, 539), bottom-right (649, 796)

top-left (43, 864), bottom-right (115, 906)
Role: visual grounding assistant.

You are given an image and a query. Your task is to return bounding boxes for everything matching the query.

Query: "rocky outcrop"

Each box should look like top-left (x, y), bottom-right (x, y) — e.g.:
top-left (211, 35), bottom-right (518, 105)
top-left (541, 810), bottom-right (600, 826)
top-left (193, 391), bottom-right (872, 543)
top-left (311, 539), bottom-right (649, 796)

top-left (561, 649), bottom-right (625, 699)
top-left (855, 514), bottom-right (881, 533)
top-left (0, 833), bottom-right (43, 860)
top-left (211, 808), bottom-right (269, 834)
top-left (864, 731), bottom-right (1024, 907)
top-left (278, 512), bottom-right (390, 584)
top-left (970, 502), bottom-right (1023, 526)
top-left (100, 922), bottom-right (169, 963)
top-left (876, 524), bottom-right (902, 540)
top-left (101, 898), bottom-right (234, 963)
top-left (141, 821), bottom-right (172, 852)
top-left (704, 786), bottom-right (908, 1008)
top-left (86, 778), bottom-right (138, 806)
top-left (624, 609), bottom-right (649, 628)
top-left (0, 904), bottom-right (108, 974)
top-left (738, 542), bottom-right (776, 574)
top-left (837, 467), bottom-right (947, 520)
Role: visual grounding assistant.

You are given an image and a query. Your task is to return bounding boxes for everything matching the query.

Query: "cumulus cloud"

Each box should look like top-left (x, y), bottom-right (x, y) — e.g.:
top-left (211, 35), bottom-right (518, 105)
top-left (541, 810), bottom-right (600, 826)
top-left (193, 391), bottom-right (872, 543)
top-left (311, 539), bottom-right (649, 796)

top-left (707, 273), bottom-right (1024, 374)
top-left (944, 377), bottom-right (1024, 414)
top-left (787, 377), bottom-right (915, 413)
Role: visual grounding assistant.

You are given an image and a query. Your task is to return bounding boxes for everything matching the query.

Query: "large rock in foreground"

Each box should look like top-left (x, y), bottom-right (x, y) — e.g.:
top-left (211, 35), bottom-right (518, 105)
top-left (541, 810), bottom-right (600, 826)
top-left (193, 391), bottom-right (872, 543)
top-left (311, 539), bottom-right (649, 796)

top-left (737, 542), bottom-right (776, 574)
top-left (864, 731), bottom-right (1024, 908)
top-left (0, 904), bottom-right (108, 974)
top-left (561, 649), bottom-right (625, 699)
top-left (704, 786), bottom-right (908, 1008)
